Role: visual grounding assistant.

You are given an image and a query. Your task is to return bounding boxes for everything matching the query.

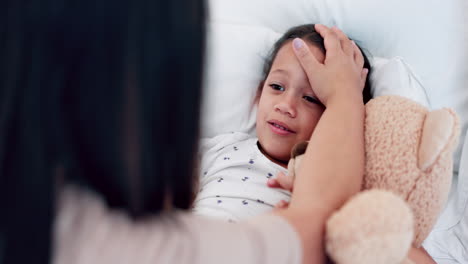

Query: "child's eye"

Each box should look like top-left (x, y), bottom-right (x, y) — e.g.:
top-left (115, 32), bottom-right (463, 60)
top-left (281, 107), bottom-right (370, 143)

top-left (269, 84), bottom-right (285, 91)
top-left (303, 95), bottom-right (322, 105)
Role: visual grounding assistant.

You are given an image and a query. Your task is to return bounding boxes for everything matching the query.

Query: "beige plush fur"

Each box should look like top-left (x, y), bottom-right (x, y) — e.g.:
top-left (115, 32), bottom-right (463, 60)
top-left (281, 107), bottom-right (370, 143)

top-left (288, 95), bottom-right (460, 264)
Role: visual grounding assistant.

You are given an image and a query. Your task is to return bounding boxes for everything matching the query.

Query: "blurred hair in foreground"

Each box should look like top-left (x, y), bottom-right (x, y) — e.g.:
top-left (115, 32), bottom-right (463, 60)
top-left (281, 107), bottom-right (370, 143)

top-left (0, 0), bottom-right (206, 263)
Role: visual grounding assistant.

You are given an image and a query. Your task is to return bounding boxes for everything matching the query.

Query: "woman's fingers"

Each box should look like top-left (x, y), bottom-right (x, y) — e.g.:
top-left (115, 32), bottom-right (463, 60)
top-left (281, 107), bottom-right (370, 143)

top-left (352, 41), bottom-right (365, 68)
top-left (294, 24), bottom-right (366, 106)
top-left (314, 24), bottom-right (341, 57)
top-left (292, 38), bottom-right (322, 74)
top-left (316, 24), bottom-right (362, 65)
top-left (331, 26), bottom-right (353, 56)
top-left (360, 68), bottom-right (369, 89)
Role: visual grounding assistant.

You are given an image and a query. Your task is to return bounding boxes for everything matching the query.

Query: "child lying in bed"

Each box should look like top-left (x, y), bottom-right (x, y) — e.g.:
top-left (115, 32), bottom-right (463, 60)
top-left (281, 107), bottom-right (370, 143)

top-left (192, 23), bottom-right (371, 221)
top-left (193, 23), bottom-right (436, 263)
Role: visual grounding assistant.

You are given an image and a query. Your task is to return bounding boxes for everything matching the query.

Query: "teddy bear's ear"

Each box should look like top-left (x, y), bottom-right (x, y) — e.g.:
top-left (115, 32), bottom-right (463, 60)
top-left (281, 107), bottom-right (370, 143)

top-left (291, 141), bottom-right (308, 158)
top-left (287, 141), bottom-right (309, 180)
top-left (418, 108), bottom-right (459, 171)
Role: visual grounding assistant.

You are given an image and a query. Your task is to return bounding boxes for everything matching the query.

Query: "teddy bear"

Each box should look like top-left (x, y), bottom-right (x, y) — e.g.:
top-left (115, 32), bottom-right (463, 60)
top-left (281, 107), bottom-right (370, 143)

top-left (287, 95), bottom-right (460, 264)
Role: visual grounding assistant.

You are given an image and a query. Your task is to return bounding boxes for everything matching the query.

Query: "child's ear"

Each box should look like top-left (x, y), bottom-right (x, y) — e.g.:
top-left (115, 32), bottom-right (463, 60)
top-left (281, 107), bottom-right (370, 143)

top-left (254, 81), bottom-right (265, 104)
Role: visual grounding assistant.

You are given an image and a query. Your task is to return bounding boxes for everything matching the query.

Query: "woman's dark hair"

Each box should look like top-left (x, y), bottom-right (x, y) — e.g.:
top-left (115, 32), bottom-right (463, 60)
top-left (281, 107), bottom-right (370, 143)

top-left (259, 24), bottom-right (372, 104)
top-left (0, 0), bottom-right (206, 263)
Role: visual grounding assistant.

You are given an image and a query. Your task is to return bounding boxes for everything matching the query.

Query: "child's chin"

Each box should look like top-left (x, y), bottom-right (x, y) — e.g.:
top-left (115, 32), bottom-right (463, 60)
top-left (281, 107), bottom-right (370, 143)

top-left (266, 149), bottom-right (290, 163)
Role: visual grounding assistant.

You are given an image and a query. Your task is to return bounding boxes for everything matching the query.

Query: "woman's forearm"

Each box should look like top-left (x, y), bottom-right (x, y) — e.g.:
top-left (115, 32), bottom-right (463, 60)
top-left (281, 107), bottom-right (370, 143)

top-left (280, 94), bottom-right (365, 264)
top-left (275, 208), bottom-right (328, 264)
top-left (291, 94), bottom-right (365, 212)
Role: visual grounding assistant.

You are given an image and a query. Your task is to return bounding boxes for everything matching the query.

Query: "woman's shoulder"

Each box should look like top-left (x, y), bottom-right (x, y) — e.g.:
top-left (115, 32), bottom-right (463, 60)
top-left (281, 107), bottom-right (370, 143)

top-left (54, 184), bottom-right (301, 264)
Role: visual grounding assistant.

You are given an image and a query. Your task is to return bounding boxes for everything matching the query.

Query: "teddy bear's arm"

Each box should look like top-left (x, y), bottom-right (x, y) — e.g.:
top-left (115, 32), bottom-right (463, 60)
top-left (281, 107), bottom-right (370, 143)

top-left (418, 108), bottom-right (458, 171)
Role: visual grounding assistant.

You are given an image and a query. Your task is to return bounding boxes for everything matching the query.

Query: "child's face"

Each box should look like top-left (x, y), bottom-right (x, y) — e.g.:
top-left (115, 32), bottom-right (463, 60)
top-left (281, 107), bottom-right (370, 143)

top-left (256, 41), bottom-right (325, 164)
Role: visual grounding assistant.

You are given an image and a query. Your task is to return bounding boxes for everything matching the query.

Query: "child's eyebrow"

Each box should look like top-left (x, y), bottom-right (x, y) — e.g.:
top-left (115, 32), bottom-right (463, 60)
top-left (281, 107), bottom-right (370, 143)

top-left (269, 68), bottom-right (289, 77)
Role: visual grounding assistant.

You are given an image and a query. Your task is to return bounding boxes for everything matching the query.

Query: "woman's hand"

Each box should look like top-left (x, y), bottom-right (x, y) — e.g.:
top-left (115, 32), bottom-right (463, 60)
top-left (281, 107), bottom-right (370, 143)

top-left (292, 24), bottom-right (368, 106)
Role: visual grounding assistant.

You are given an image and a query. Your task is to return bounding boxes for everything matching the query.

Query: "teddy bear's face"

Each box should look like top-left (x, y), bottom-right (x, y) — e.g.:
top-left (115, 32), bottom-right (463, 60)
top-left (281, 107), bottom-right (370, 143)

top-left (364, 95), bottom-right (459, 246)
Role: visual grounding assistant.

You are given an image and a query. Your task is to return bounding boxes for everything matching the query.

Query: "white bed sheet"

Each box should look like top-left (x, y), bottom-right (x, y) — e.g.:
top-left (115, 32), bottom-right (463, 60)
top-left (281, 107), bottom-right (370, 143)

top-left (424, 129), bottom-right (468, 263)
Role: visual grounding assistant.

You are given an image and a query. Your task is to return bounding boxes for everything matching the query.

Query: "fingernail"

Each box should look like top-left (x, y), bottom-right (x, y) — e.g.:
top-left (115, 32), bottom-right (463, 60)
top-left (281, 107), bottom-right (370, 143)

top-left (293, 38), bottom-right (303, 50)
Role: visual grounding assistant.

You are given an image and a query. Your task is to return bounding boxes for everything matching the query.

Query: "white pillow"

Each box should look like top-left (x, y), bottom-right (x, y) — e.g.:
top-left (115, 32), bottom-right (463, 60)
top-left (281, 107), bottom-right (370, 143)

top-left (370, 57), bottom-right (430, 108)
top-left (423, 129), bottom-right (468, 263)
top-left (201, 23), bottom-right (430, 138)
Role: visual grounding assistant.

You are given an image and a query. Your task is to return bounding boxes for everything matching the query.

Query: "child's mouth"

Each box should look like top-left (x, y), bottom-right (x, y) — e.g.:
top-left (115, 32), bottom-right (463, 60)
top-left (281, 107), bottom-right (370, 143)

top-left (268, 121), bottom-right (295, 135)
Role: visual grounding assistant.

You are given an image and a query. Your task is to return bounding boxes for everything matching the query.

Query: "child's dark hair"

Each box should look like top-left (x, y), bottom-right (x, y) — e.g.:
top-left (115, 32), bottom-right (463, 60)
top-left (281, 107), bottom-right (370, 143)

top-left (260, 24), bottom-right (372, 104)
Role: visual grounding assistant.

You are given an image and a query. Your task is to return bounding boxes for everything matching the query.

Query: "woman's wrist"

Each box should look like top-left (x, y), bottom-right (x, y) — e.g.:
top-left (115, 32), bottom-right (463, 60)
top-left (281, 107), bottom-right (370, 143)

top-left (325, 90), bottom-right (364, 108)
top-left (274, 208), bottom-right (328, 264)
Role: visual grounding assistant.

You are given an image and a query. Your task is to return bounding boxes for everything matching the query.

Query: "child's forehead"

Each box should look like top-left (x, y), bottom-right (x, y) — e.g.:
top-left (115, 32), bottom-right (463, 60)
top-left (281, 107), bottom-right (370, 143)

top-left (271, 43), bottom-right (299, 67)
top-left (271, 41), bottom-right (324, 69)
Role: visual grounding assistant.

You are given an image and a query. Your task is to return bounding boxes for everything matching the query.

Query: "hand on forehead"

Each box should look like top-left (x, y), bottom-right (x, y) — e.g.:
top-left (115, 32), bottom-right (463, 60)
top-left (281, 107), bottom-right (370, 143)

top-left (290, 24), bottom-right (368, 106)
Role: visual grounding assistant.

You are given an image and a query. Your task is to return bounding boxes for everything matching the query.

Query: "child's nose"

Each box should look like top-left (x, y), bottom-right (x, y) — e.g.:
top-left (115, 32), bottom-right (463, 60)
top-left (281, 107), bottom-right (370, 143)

top-left (274, 95), bottom-right (297, 118)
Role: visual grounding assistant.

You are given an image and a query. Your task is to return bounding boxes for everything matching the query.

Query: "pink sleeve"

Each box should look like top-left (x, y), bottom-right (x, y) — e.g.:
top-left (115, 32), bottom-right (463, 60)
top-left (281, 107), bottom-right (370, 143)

top-left (53, 185), bottom-right (302, 264)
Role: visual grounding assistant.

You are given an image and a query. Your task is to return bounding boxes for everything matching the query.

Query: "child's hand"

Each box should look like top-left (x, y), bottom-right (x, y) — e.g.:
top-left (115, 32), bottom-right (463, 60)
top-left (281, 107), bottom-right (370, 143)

top-left (292, 24), bottom-right (368, 107)
top-left (267, 171), bottom-right (293, 208)
top-left (267, 171), bottom-right (294, 191)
